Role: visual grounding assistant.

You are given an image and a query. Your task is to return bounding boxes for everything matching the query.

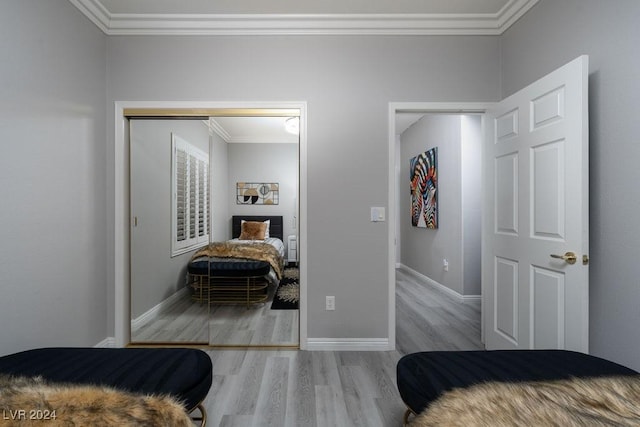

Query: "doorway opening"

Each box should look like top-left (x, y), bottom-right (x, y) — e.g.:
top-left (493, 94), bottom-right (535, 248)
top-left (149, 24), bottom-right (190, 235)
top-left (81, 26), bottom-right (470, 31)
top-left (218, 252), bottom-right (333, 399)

top-left (387, 103), bottom-right (491, 351)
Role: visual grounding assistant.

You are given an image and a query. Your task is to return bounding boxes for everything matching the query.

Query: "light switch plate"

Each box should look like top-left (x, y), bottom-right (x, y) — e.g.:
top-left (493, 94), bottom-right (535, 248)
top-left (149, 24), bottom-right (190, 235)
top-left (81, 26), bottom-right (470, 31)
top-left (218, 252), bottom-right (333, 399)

top-left (326, 296), bottom-right (335, 311)
top-left (370, 207), bottom-right (385, 222)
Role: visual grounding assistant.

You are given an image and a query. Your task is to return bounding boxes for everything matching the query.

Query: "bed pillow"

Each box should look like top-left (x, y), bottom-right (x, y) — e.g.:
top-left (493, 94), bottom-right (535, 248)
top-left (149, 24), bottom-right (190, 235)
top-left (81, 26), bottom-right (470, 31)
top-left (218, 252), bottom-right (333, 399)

top-left (239, 221), bottom-right (268, 240)
top-left (241, 219), bottom-right (270, 238)
top-left (263, 220), bottom-right (270, 238)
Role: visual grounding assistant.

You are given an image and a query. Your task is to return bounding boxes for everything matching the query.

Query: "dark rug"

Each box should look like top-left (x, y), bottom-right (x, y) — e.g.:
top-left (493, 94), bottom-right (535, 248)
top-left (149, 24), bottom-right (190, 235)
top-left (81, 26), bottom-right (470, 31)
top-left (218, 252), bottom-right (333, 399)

top-left (271, 266), bottom-right (299, 310)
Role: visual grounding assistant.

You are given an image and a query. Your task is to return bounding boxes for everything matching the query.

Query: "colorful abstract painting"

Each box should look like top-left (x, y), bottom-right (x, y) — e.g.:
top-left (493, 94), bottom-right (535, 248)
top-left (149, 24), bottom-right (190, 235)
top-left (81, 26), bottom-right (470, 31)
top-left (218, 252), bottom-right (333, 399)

top-left (410, 147), bottom-right (438, 228)
top-left (236, 182), bottom-right (279, 205)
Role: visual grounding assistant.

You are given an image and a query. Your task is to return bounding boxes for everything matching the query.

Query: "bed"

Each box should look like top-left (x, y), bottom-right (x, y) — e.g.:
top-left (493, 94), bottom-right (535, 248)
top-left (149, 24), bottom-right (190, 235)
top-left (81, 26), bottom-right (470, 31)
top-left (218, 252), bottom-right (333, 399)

top-left (187, 215), bottom-right (285, 307)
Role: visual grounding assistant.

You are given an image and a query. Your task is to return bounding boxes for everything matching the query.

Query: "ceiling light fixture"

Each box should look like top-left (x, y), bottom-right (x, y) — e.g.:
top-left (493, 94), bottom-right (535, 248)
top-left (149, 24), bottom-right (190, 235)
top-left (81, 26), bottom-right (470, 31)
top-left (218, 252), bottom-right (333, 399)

top-left (285, 117), bottom-right (299, 135)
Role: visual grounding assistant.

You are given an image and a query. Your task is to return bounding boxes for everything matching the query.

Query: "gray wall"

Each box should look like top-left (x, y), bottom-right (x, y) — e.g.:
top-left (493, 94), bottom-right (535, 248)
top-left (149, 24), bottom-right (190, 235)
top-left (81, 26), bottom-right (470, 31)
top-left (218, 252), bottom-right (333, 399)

top-left (0, 0), bottom-right (107, 355)
top-left (500, 0), bottom-right (640, 370)
top-left (129, 120), bottom-right (210, 319)
top-left (211, 131), bottom-right (230, 242)
top-left (461, 116), bottom-right (482, 296)
top-left (228, 143), bottom-right (298, 242)
top-left (400, 115), bottom-right (465, 294)
top-left (400, 115), bottom-right (481, 297)
top-left (106, 35), bottom-right (501, 340)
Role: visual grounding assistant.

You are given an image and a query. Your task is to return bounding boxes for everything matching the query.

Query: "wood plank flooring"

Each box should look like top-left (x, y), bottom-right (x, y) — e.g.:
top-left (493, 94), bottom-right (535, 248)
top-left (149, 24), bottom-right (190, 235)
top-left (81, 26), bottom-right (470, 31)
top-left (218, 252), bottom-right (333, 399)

top-left (395, 267), bottom-right (483, 355)
top-left (131, 282), bottom-right (299, 346)
top-left (131, 293), bottom-right (210, 343)
top-left (198, 269), bottom-right (483, 426)
top-left (200, 349), bottom-right (406, 427)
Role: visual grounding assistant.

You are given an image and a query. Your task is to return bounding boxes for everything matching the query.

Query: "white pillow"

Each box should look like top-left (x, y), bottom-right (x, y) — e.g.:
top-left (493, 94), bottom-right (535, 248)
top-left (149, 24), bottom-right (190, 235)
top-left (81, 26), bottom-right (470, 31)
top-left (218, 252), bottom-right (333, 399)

top-left (263, 220), bottom-right (270, 238)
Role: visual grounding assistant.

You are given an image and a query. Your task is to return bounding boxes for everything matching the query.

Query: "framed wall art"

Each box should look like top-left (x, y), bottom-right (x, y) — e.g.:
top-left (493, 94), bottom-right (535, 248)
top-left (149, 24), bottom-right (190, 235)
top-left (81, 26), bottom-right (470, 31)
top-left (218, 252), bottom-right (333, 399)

top-left (410, 147), bottom-right (438, 228)
top-left (236, 182), bottom-right (279, 205)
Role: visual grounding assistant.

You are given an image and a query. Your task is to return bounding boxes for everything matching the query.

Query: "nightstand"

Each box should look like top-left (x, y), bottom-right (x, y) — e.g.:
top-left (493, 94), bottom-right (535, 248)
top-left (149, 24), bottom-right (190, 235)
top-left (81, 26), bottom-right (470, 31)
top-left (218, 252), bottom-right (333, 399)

top-left (287, 235), bottom-right (298, 265)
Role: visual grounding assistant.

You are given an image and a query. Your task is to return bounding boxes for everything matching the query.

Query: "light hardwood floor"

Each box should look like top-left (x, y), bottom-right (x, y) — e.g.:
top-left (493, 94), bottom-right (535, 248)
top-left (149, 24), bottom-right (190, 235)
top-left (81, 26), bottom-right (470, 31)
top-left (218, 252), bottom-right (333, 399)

top-left (198, 269), bottom-right (483, 426)
top-left (132, 282), bottom-right (299, 346)
top-left (395, 267), bottom-right (483, 355)
top-left (200, 349), bottom-right (406, 427)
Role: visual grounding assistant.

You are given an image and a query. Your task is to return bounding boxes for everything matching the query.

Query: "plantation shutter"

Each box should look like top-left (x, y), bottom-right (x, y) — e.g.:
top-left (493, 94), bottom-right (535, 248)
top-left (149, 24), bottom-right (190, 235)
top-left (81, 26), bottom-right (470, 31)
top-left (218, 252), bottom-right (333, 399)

top-left (189, 153), bottom-right (197, 240)
top-left (176, 147), bottom-right (188, 243)
top-left (172, 134), bottom-right (209, 256)
top-left (198, 157), bottom-right (209, 243)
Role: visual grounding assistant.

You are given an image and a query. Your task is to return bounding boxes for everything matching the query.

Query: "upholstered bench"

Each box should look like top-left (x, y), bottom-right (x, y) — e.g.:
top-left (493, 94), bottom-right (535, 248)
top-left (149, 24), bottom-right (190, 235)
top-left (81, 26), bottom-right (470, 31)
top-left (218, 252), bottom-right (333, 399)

top-left (0, 347), bottom-right (212, 425)
top-left (188, 257), bottom-right (271, 278)
top-left (396, 350), bottom-right (639, 425)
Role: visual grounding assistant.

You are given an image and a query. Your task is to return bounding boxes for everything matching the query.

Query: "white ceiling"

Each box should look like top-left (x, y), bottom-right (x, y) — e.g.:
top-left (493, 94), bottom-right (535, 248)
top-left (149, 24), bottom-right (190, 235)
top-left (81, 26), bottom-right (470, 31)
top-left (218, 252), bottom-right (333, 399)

top-left (69, 0), bottom-right (539, 35)
top-left (210, 114), bottom-right (422, 142)
top-left (210, 117), bottom-right (299, 144)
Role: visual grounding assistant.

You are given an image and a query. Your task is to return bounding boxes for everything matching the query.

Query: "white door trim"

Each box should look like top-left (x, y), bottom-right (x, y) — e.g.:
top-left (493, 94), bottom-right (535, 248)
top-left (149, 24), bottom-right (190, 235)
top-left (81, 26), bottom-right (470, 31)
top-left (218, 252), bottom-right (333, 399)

top-left (387, 102), bottom-right (493, 349)
top-left (113, 100), bottom-right (308, 349)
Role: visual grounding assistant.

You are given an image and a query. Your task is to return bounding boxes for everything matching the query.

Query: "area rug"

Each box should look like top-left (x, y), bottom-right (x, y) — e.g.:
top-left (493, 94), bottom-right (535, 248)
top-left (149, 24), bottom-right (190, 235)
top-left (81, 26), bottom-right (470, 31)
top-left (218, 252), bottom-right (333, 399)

top-left (271, 266), bottom-right (299, 310)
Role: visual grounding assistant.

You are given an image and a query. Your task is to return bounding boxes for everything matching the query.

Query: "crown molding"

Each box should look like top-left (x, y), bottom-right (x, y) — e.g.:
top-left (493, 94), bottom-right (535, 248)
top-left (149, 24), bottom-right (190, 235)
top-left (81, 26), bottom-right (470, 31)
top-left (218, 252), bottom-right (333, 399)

top-left (494, 0), bottom-right (540, 31)
top-left (208, 118), bottom-right (296, 144)
top-left (68, 0), bottom-right (111, 33)
top-left (207, 118), bottom-right (232, 142)
top-left (69, 0), bottom-right (538, 36)
top-left (226, 136), bottom-right (298, 144)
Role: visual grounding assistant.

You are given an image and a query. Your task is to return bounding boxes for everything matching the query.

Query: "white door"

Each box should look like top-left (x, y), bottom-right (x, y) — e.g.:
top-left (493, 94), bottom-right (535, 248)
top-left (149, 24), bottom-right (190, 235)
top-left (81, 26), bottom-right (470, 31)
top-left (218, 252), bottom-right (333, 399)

top-left (483, 56), bottom-right (589, 352)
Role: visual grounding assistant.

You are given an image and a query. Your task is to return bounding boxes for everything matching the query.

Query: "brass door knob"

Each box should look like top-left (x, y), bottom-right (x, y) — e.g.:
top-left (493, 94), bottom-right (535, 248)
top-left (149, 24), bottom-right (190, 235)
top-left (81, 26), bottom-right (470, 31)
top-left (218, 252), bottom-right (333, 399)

top-left (550, 251), bottom-right (577, 265)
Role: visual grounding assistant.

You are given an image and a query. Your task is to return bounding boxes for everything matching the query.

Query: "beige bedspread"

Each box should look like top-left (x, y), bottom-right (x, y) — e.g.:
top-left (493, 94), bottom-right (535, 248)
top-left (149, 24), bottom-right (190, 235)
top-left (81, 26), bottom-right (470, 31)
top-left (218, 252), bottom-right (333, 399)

top-left (192, 241), bottom-right (284, 279)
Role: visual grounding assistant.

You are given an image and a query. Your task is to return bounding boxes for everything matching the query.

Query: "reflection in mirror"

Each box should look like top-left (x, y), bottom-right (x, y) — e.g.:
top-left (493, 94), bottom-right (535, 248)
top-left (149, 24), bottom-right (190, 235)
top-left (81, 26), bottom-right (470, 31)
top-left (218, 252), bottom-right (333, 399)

top-left (206, 116), bottom-right (300, 347)
top-left (130, 119), bottom-right (210, 343)
top-left (129, 114), bottom-right (300, 347)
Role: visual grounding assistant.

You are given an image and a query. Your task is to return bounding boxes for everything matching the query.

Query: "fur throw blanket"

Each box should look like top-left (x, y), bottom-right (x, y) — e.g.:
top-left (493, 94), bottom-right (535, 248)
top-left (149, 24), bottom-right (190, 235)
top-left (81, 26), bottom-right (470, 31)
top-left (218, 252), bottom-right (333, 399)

top-left (193, 241), bottom-right (284, 279)
top-left (410, 375), bottom-right (640, 427)
top-left (0, 375), bottom-right (192, 426)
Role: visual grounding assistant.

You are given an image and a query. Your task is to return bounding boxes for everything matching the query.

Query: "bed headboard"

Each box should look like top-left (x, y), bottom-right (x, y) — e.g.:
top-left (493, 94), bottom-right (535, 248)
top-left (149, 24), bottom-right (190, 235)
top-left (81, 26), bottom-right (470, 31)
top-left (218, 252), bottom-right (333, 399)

top-left (232, 215), bottom-right (284, 241)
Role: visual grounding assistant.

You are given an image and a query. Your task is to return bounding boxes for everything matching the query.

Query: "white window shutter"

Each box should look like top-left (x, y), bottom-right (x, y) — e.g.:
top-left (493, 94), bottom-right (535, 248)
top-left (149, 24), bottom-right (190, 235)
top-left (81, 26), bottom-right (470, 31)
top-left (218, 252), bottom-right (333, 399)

top-left (175, 146), bottom-right (188, 243)
top-left (197, 157), bottom-right (209, 243)
top-left (172, 134), bottom-right (210, 256)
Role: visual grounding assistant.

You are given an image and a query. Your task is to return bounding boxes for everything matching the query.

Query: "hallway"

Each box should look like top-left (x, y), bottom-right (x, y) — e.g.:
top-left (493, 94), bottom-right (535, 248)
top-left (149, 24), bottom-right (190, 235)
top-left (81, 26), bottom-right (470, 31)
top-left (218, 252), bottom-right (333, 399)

top-left (396, 268), bottom-right (483, 355)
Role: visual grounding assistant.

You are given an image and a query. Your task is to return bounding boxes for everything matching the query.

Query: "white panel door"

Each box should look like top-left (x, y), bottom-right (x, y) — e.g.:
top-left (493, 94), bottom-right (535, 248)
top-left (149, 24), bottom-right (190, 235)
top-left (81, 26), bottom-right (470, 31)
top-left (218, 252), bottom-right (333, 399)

top-left (483, 56), bottom-right (589, 352)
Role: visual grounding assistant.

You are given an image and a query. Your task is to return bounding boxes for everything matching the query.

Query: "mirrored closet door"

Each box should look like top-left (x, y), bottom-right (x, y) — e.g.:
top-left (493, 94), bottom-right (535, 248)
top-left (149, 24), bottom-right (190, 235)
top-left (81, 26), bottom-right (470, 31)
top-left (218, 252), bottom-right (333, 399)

top-left (128, 111), bottom-right (300, 348)
top-left (207, 116), bottom-right (299, 347)
top-left (130, 119), bottom-right (210, 344)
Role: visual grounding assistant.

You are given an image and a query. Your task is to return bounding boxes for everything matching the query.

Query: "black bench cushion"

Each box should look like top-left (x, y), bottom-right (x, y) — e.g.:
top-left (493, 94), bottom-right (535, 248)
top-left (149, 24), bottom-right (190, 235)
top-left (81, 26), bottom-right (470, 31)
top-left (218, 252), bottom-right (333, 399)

top-left (187, 258), bottom-right (210, 275)
top-left (397, 350), bottom-right (639, 415)
top-left (188, 257), bottom-right (271, 278)
top-left (0, 348), bottom-right (212, 412)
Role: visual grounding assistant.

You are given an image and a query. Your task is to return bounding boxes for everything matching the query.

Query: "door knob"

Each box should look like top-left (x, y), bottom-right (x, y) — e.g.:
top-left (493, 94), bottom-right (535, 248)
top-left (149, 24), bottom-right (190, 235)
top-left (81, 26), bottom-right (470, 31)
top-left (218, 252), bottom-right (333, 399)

top-left (550, 251), bottom-right (577, 265)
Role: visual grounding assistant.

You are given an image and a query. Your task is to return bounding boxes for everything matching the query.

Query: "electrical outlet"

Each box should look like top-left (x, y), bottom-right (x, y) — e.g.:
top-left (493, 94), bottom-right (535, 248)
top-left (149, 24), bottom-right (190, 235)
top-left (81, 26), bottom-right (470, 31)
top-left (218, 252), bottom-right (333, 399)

top-left (326, 296), bottom-right (335, 311)
top-left (443, 259), bottom-right (449, 272)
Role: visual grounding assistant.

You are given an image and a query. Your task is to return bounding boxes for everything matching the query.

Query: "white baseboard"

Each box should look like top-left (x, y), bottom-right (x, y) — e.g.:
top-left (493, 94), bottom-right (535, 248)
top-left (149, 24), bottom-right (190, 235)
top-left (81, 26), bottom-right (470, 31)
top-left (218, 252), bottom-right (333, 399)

top-left (131, 287), bottom-right (190, 330)
top-left (94, 337), bottom-right (116, 348)
top-left (306, 338), bottom-right (390, 351)
top-left (398, 264), bottom-right (481, 304)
